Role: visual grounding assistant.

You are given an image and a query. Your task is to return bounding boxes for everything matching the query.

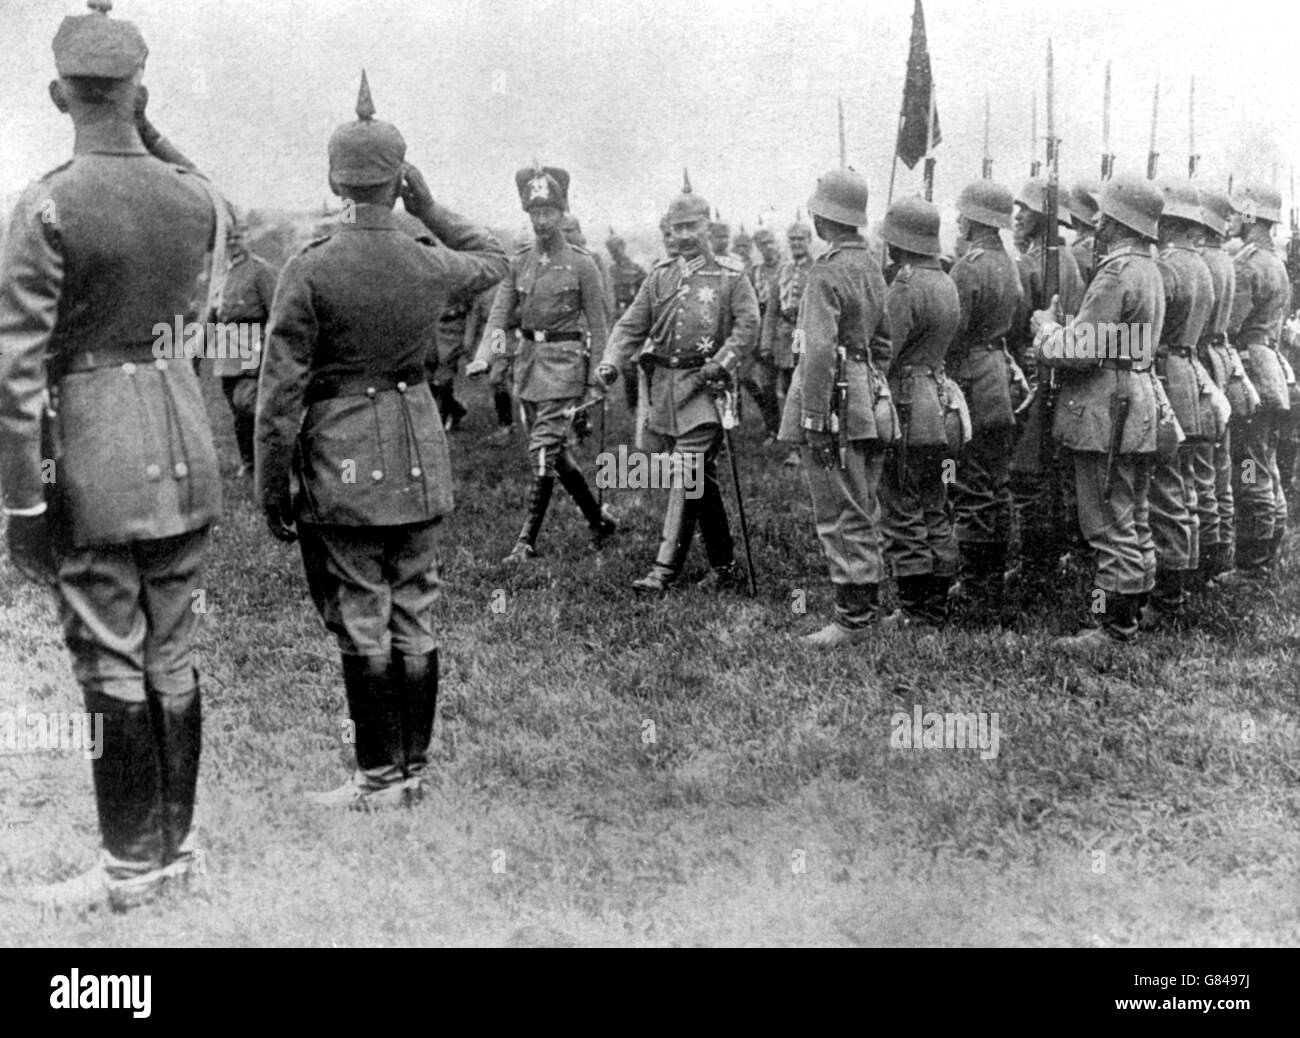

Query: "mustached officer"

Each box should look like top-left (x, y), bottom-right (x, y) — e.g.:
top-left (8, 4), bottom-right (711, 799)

top-left (466, 166), bottom-right (616, 562)
top-left (596, 172), bottom-right (760, 593)
top-left (0, 0), bottom-right (226, 910)
top-left (256, 73), bottom-right (507, 808)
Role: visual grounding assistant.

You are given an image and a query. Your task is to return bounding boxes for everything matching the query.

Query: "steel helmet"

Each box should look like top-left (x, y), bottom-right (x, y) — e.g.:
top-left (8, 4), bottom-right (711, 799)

top-left (1198, 186), bottom-right (1233, 237)
top-left (956, 180), bottom-right (1014, 229)
top-left (806, 167), bottom-right (870, 227)
top-left (879, 195), bottom-right (942, 256)
top-left (1097, 173), bottom-right (1164, 240)
top-left (1159, 180), bottom-right (1203, 225)
top-left (1065, 179), bottom-right (1101, 225)
top-left (1231, 181), bottom-right (1282, 224)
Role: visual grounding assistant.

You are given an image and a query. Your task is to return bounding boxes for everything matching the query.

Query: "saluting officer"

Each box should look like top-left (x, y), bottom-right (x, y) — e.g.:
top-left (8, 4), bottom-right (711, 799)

top-left (606, 229), bottom-right (647, 410)
top-left (779, 169), bottom-right (894, 645)
top-left (1143, 180), bottom-right (1222, 628)
top-left (1227, 181), bottom-right (1293, 580)
top-left (1196, 186), bottom-right (1254, 585)
top-left (1008, 177), bottom-right (1087, 593)
top-left (0, 1), bottom-right (224, 909)
top-left (466, 167), bottom-right (615, 563)
top-left (210, 218), bottom-right (279, 474)
top-left (947, 180), bottom-right (1024, 626)
top-left (878, 196), bottom-right (963, 627)
top-left (596, 174), bottom-right (760, 593)
top-left (256, 74), bottom-right (508, 808)
top-left (1031, 174), bottom-right (1166, 656)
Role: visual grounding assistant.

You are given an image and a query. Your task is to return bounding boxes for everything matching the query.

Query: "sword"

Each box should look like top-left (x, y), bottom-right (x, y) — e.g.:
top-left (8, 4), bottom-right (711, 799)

top-left (718, 389), bottom-right (757, 597)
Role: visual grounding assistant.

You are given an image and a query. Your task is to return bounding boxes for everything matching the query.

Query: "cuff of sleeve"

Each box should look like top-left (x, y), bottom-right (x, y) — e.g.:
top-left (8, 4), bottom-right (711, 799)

top-left (4, 502), bottom-right (47, 517)
top-left (801, 414), bottom-right (829, 433)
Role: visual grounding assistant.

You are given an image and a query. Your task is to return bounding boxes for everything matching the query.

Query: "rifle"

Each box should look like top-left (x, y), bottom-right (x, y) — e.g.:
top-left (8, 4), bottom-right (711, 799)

top-left (832, 344), bottom-right (850, 469)
top-left (1147, 82), bottom-right (1160, 180)
top-left (1030, 90), bottom-right (1042, 177)
top-left (1289, 168), bottom-right (1300, 290)
top-left (1188, 76), bottom-right (1200, 178)
top-left (1101, 61), bottom-right (1115, 180)
top-left (982, 95), bottom-right (993, 180)
top-left (1040, 40), bottom-right (1062, 469)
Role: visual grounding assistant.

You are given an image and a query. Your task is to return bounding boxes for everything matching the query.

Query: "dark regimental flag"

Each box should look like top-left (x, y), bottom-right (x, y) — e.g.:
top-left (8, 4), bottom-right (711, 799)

top-left (896, 0), bottom-right (941, 170)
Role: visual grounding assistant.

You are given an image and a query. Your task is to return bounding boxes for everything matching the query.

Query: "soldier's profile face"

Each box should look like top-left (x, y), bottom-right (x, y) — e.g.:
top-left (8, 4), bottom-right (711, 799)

top-left (758, 239), bottom-right (779, 262)
top-left (529, 206), bottom-right (564, 235)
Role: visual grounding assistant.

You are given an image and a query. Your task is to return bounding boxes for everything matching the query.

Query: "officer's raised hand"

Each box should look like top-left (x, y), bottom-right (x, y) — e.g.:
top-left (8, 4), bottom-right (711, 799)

top-left (400, 163), bottom-right (434, 221)
top-left (595, 363), bottom-right (620, 387)
top-left (264, 492), bottom-right (298, 544)
top-left (5, 512), bottom-right (59, 587)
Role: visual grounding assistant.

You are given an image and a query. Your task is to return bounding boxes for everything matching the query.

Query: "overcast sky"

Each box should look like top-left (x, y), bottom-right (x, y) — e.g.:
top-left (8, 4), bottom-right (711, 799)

top-left (4, 0), bottom-right (1300, 245)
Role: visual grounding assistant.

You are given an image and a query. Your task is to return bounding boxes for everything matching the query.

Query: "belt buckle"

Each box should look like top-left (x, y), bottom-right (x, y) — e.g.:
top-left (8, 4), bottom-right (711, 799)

top-left (532, 331), bottom-right (546, 343)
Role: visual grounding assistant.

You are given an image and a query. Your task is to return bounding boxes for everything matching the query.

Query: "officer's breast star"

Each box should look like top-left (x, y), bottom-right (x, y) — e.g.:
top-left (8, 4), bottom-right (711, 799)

top-left (695, 286), bottom-right (717, 306)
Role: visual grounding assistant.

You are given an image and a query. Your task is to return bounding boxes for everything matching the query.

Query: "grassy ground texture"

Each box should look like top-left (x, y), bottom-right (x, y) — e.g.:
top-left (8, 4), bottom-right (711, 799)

top-left (1, 376), bottom-right (1297, 946)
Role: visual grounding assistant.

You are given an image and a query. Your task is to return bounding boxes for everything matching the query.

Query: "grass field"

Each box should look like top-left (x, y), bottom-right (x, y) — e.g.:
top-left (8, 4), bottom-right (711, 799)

top-left (2, 375), bottom-right (1298, 947)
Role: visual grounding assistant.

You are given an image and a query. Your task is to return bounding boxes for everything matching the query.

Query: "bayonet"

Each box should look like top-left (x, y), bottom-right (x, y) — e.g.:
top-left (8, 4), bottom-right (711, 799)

top-left (1101, 60), bottom-right (1115, 180)
top-left (1147, 81), bottom-right (1160, 180)
top-left (1030, 90), bottom-right (1041, 177)
top-left (1188, 76), bottom-right (1199, 178)
top-left (982, 94), bottom-right (993, 179)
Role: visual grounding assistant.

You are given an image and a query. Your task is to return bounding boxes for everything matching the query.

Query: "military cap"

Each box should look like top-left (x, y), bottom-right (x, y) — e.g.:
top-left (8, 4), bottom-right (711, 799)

top-left (806, 168), bottom-right (868, 227)
top-left (1197, 185), bottom-right (1233, 237)
top-left (666, 169), bottom-right (710, 223)
top-left (1097, 174), bottom-right (1163, 240)
top-left (1065, 179), bottom-right (1101, 225)
top-left (956, 180), bottom-right (1014, 229)
top-left (53, 1), bottom-right (148, 80)
top-left (328, 71), bottom-right (407, 187)
top-left (516, 166), bottom-right (570, 212)
top-left (1232, 180), bottom-right (1282, 224)
top-left (1159, 180), bottom-right (1203, 225)
top-left (879, 196), bottom-right (942, 256)
top-left (752, 227), bottom-right (776, 245)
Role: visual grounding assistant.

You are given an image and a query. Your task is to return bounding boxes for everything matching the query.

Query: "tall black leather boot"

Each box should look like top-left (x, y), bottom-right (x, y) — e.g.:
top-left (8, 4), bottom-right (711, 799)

top-left (146, 679), bottom-right (202, 869)
top-left (392, 649), bottom-right (438, 795)
top-left (555, 453), bottom-right (617, 547)
top-left (505, 473), bottom-right (555, 563)
top-left (86, 688), bottom-right (166, 876)
top-left (633, 485), bottom-right (698, 594)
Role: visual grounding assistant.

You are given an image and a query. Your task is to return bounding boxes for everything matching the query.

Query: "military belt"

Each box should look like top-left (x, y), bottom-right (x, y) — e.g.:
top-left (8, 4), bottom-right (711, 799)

top-left (521, 329), bottom-right (584, 344)
top-left (1235, 331), bottom-right (1276, 348)
top-left (305, 367), bottom-right (427, 406)
top-left (1199, 333), bottom-right (1228, 348)
top-left (646, 353), bottom-right (708, 370)
top-left (1159, 345), bottom-right (1196, 358)
top-left (57, 342), bottom-right (167, 377)
top-left (1099, 357), bottom-right (1146, 371)
top-left (845, 346), bottom-right (874, 364)
top-left (947, 339), bottom-right (1006, 363)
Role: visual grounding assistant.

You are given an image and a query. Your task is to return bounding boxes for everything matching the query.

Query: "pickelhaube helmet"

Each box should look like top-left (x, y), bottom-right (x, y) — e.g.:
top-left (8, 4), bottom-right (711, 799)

top-left (666, 169), bottom-right (710, 223)
top-left (53, 1), bottom-right (147, 80)
top-left (515, 165), bottom-right (570, 212)
top-left (752, 226), bottom-right (776, 245)
top-left (732, 225), bottom-right (753, 249)
top-left (1065, 179), bottom-right (1101, 225)
top-left (879, 196), bottom-right (942, 256)
top-left (1096, 173), bottom-right (1164, 240)
top-left (328, 71), bottom-right (407, 187)
top-left (1197, 186), bottom-right (1233, 238)
top-left (1159, 180), bottom-right (1203, 225)
top-left (806, 168), bottom-right (869, 227)
top-left (1231, 180), bottom-right (1282, 224)
top-left (956, 180), bottom-right (1014, 229)
top-left (606, 226), bottom-right (625, 250)
top-left (709, 208), bottom-right (730, 236)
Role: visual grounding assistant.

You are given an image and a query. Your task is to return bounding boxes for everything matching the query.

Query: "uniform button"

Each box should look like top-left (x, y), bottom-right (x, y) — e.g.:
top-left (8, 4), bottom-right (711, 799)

top-left (145, 463), bottom-right (161, 480)
top-left (397, 381), bottom-right (408, 392)
top-left (410, 466), bottom-right (422, 478)
top-left (123, 362), bottom-right (137, 375)
top-left (174, 461), bottom-right (188, 477)
top-left (366, 387), bottom-right (377, 398)
top-left (155, 358), bottom-right (168, 371)
top-left (371, 469), bottom-right (384, 482)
